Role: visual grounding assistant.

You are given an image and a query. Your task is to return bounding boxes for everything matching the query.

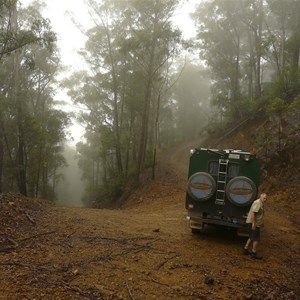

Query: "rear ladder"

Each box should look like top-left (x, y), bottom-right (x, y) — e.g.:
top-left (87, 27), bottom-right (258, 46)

top-left (215, 159), bottom-right (229, 205)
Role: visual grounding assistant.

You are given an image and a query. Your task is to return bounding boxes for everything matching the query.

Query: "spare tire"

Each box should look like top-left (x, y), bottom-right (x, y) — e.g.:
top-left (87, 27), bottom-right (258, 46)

top-left (226, 176), bottom-right (257, 206)
top-left (187, 172), bottom-right (216, 201)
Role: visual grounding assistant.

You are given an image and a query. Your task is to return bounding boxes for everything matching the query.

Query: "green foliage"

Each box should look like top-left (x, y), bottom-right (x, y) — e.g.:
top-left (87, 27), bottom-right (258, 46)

top-left (288, 95), bottom-right (300, 112)
top-left (143, 148), bottom-right (154, 169)
top-left (65, 0), bottom-right (182, 203)
top-left (0, 1), bottom-right (56, 60)
top-left (106, 175), bottom-right (125, 199)
top-left (255, 128), bottom-right (273, 155)
top-left (267, 97), bottom-right (287, 114)
top-left (255, 128), bottom-right (273, 149)
top-left (193, 0), bottom-right (300, 125)
top-left (0, 0), bottom-right (69, 199)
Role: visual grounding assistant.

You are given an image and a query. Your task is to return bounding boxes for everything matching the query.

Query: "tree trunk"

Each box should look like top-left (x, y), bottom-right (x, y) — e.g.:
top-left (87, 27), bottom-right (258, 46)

top-left (52, 163), bottom-right (57, 197)
top-left (255, 0), bottom-right (263, 100)
top-left (105, 21), bottom-right (123, 174)
top-left (247, 30), bottom-right (254, 101)
top-left (13, 6), bottom-right (27, 196)
top-left (234, 31), bottom-right (241, 117)
top-left (291, 3), bottom-right (300, 72)
top-left (135, 59), bottom-right (154, 184)
top-left (42, 162), bottom-right (47, 198)
top-left (152, 91), bottom-right (161, 180)
top-left (125, 110), bottom-right (135, 176)
top-left (35, 145), bottom-right (43, 197)
top-left (0, 118), bottom-right (4, 193)
top-left (135, 17), bottom-right (158, 185)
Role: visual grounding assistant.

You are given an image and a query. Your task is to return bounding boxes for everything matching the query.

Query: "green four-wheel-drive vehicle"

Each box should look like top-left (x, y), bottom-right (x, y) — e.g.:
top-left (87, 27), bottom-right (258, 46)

top-left (185, 148), bottom-right (260, 237)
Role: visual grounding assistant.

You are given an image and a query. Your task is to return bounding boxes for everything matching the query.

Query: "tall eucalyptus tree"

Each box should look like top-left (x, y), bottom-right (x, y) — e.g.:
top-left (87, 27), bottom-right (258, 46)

top-left (266, 0), bottom-right (300, 101)
top-left (193, 0), bottom-right (246, 119)
top-left (119, 0), bottom-right (181, 184)
top-left (0, 1), bottom-right (69, 198)
top-left (67, 0), bottom-right (181, 203)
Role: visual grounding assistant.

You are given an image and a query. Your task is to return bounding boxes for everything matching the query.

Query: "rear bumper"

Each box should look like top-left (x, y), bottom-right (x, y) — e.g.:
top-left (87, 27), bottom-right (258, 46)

top-left (187, 215), bottom-right (244, 229)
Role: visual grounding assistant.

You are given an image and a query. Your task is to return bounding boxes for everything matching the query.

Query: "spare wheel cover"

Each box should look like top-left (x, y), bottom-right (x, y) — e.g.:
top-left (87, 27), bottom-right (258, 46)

top-left (226, 176), bottom-right (257, 206)
top-left (187, 172), bottom-right (216, 201)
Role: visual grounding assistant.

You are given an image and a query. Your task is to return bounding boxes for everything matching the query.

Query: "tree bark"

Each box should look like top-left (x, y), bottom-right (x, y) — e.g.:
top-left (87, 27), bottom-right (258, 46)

top-left (13, 6), bottom-right (27, 196)
top-left (135, 12), bottom-right (159, 185)
top-left (255, 0), bottom-right (263, 100)
top-left (152, 91), bottom-right (161, 180)
top-left (0, 118), bottom-right (4, 193)
top-left (135, 50), bottom-right (155, 184)
top-left (104, 18), bottom-right (123, 174)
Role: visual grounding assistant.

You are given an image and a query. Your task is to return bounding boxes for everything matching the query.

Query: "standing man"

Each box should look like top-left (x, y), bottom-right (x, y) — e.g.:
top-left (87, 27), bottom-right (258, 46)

top-left (243, 193), bottom-right (267, 259)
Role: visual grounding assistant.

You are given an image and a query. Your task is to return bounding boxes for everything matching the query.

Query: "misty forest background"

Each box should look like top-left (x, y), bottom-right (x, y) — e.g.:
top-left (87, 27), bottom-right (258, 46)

top-left (0, 0), bottom-right (299, 207)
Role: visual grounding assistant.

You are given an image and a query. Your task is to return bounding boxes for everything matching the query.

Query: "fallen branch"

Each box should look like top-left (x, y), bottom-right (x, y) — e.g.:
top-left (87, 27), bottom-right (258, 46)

top-left (151, 277), bottom-right (170, 287)
top-left (24, 211), bottom-right (36, 224)
top-left (126, 280), bottom-right (135, 300)
top-left (155, 254), bottom-right (178, 270)
top-left (0, 231), bottom-right (56, 252)
top-left (61, 280), bottom-right (85, 295)
top-left (19, 230), bottom-right (57, 243)
top-left (48, 279), bottom-right (105, 298)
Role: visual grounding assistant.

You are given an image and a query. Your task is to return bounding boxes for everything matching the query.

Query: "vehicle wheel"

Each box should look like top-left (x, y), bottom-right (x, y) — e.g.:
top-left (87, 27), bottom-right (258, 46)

top-left (237, 227), bottom-right (249, 237)
top-left (191, 228), bottom-right (201, 234)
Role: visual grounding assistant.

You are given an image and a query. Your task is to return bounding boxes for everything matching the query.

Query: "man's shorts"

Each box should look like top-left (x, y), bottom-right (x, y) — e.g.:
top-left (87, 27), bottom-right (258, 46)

top-left (247, 223), bottom-right (260, 241)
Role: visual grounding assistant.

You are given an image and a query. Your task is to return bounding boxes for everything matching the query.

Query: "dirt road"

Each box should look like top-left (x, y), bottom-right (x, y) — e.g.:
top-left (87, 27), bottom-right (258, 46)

top-left (0, 144), bottom-right (299, 299)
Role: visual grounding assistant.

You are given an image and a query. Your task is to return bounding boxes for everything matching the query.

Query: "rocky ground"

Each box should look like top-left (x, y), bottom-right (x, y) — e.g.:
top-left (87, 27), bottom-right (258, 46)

top-left (0, 143), bottom-right (300, 300)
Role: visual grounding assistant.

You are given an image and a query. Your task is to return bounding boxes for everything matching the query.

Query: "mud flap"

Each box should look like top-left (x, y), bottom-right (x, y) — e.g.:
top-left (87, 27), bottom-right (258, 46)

top-left (189, 218), bottom-right (204, 234)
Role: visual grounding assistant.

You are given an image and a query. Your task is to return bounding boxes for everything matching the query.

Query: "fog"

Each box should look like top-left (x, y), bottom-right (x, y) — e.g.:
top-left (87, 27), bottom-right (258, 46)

top-left (55, 144), bottom-right (84, 207)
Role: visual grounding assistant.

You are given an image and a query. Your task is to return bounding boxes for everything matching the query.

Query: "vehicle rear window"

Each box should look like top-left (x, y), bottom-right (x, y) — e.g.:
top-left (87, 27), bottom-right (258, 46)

top-left (208, 161), bottom-right (218, 175)
top-left (208, 161), bottom-right (239, 177)
top-left (228, 163), bottom-right (239, 177)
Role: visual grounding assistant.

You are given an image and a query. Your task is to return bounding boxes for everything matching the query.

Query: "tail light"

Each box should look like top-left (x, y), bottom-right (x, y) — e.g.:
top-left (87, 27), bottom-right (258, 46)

top-left (188, 204), bottom-right (194, 210)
